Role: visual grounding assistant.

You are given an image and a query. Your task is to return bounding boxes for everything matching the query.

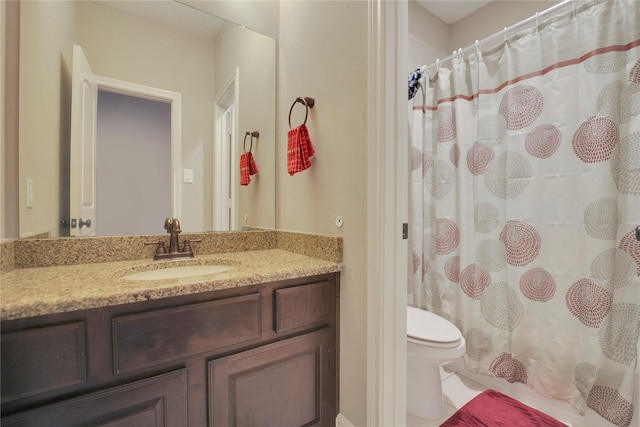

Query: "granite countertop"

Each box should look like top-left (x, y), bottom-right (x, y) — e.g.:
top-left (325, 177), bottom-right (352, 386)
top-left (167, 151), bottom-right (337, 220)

top-left (1, 249), bottom-right (342, 321)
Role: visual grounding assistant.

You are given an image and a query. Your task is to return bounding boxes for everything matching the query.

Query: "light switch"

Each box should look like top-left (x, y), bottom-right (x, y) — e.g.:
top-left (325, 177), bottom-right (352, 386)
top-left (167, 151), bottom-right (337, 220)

top-left (183, 169), bottom-right (194, 183)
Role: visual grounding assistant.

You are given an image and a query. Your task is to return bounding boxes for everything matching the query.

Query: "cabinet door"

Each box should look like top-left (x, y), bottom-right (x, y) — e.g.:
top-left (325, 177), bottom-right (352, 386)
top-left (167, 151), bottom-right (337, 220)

top-left (2, 369), bottom-right (187, 427)
top-left (208, 329), bottom-right (336, 427)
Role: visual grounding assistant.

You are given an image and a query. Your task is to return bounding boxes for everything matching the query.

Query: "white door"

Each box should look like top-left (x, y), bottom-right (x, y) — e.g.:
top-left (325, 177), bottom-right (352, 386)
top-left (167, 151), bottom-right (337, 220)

top-left (223, 106), bottom-right (235, 230)
top-left (213, 70), bottom-right (238, 231)
top-left (69, 44), bottom-right (97, 236)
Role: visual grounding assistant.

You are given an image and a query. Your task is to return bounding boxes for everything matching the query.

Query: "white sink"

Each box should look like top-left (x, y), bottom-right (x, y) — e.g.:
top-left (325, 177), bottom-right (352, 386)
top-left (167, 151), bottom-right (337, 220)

top-left (121, 264), bottom-right (235, 281)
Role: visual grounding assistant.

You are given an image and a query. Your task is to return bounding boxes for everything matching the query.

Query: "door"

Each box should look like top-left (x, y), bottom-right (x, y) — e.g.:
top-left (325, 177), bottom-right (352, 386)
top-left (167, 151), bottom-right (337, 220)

top-left (69, 44), bottom-right (97, 236)
top-left (222, 105), bottom-right (235, 230)
top-left (213, 69), bottom-right (239, 231)
top-left (208, 329), bottom-right (336, 427)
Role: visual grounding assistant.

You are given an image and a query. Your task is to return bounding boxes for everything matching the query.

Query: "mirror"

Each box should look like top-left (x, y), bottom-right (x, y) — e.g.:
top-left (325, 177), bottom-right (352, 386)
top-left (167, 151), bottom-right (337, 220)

top-left (17, 0), bottom-right (276, 238)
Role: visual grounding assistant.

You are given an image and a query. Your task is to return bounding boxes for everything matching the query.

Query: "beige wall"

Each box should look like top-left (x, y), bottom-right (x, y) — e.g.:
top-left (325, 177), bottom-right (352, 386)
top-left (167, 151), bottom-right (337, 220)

top-left (450, 1), bottom-right (560, 51)
top-left (18, 1), bottom-right (76, 238)
top-left (276, 1), bottom-right (369, 425)
top-left (409, 0), bottom-right (561, 76)
top-left (408, 0), bottom-right (449, 73)
top-left (182, 0), bottom-right (279, 40)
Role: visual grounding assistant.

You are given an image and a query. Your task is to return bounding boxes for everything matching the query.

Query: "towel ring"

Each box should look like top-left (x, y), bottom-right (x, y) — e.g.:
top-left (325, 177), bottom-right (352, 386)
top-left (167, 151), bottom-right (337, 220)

top-left (244, 131), bottom-right (259, 152)
top-left (288, 97), bottom-right (315, 129)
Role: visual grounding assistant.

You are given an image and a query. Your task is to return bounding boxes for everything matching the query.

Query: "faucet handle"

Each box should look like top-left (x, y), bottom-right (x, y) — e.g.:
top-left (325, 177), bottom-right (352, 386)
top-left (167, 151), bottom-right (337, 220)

top-left (182, 239), bottom-right (201, 254)
top-left (145, 240), bottom-right (167, 256)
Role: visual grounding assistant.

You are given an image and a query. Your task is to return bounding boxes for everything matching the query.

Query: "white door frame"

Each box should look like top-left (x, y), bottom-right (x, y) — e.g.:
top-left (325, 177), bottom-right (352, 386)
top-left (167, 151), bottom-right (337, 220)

top-left (213, 68), bottom-right (240, 231)
top-left (93, 75), bottom-right (182, 221)
top-left (367, 1), bottom-right (408, 426)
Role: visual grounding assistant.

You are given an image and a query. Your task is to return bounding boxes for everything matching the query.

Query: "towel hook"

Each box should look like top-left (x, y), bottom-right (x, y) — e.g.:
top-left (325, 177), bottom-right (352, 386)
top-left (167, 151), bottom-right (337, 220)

top-left (243, 131), bottom-right (259, 152)
top-left (288, 96), bottom-right (315, 129)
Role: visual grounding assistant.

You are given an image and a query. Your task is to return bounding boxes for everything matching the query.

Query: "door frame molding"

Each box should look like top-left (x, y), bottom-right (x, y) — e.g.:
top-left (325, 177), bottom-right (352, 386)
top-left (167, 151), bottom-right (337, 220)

top-left (367, 0), bottom-right (408, 426)
top-left (213, 68), bottom-right (240, 231)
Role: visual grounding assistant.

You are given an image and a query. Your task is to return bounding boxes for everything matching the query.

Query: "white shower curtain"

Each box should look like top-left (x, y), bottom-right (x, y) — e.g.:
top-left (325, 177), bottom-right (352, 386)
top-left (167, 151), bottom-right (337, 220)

top-left (408, 1), bottom-right (640, 426)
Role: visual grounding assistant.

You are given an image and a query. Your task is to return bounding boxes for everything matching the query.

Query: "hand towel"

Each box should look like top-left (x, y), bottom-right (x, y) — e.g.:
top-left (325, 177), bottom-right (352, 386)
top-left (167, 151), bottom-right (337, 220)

top-left (240, 152), bottom-right (259, 186)
top-left (287, 124), bottom-right (315, 175)
top-left (248, 152), bottom-right (259, 176)
top-left (240, 152), bottom-right (251, 186)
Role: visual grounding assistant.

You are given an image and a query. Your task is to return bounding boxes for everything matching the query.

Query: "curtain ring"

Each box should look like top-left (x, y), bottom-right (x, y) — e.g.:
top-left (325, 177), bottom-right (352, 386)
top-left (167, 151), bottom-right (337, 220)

top-left (535, 12), bottom-right (539, 33)
top-left (504, 27), bottom-right (508, 44)
top-left (288, 97), bottom-right (314, 129)
top-left (436, 59), bottom-right (441, 72)
top-left (457, 48), bottom-right (463, 60)
top-left (572, 0), bottom-right (577, 17)
top-left (475, 40), bottom-right (481, 56)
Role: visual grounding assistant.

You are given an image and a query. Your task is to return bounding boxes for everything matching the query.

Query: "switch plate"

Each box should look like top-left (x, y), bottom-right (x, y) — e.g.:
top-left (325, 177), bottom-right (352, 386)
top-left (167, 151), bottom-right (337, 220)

top-left (26, 178), bottom-right (34, 208)
top-left (183, 169), bottom-right (194, 183)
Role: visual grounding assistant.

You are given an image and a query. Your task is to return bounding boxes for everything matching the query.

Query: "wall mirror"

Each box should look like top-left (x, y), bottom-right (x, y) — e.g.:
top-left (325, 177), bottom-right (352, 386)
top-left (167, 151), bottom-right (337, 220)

top-left (18, 0), bottom-right (276, 238)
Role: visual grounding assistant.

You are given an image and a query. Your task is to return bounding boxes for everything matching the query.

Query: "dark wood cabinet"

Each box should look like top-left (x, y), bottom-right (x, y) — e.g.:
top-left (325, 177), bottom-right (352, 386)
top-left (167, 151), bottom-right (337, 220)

top-left (1, 273), bottom-right (339, 427)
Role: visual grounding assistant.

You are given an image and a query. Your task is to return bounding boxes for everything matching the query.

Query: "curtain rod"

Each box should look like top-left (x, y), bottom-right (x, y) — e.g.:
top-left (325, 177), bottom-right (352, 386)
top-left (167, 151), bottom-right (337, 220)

top-left (422, 0), bottom-right (576, 74)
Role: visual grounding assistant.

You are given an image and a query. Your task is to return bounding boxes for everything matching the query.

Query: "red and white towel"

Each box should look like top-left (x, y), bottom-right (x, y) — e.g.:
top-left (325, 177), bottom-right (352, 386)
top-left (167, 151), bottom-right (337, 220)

top-left (240, 152), bottom-right (259, 186)
top-left (287, 124), bottom-right (315, 175)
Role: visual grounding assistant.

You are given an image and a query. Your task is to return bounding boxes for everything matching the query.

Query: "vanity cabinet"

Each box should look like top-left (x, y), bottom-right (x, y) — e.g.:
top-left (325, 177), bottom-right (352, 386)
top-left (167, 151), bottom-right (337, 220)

top-left (1, 273), bottom-right (339, 426)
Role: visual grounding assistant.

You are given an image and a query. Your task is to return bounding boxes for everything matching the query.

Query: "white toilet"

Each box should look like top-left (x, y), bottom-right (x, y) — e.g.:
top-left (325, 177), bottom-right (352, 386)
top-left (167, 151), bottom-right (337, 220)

top-left (407, 306), bottom-right (466, 420)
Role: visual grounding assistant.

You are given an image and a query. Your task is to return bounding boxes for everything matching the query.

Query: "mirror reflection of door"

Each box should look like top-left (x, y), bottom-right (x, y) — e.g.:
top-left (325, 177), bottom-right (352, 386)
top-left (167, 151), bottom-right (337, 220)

top-left (214, 70), bottom-right (239, 231)
top-left (96, 91), bottom-right (171, 236)
top-left (223, 106), bottom-right (235, 230)
top-left (70, 45), bottom-right (181, 236)
top-left (69, 45), bottom-right (97, 236)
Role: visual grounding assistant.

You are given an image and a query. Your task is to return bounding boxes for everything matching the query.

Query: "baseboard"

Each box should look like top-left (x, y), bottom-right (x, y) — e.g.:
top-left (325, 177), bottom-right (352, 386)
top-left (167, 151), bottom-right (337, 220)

top-left (336, 413), bottom-right (356, 427)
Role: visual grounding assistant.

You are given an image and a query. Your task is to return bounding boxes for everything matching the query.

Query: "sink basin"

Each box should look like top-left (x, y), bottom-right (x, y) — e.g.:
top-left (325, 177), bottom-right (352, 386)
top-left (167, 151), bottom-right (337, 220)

top-left (118, 261), bottom-right (237, 281)
top-left (121, 265), bottom-right (235, 281)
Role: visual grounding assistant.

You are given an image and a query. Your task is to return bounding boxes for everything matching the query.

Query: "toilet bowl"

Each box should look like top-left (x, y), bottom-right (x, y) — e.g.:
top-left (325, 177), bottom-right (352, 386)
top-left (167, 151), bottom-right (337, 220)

top-left (407, 306), bottom-right (466, 420)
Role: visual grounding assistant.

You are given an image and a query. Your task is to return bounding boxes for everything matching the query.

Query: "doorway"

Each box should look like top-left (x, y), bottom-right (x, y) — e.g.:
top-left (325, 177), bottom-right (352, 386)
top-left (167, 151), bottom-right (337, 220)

top-left (95, 90), bottom-right (171, 236)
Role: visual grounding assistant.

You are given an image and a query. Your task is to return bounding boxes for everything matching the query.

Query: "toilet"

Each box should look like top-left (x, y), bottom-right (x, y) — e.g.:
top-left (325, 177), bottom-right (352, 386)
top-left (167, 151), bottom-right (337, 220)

top-left (407, 306), bottom-right (466, 420)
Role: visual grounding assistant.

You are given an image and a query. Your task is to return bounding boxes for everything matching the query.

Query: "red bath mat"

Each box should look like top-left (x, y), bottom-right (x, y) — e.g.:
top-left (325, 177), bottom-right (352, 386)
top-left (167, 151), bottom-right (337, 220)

top-left (439, 389), bottom-right (566, 426)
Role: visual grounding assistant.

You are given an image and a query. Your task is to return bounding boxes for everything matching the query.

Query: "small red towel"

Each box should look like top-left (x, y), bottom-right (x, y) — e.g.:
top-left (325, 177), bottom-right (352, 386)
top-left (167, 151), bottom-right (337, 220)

top-left (287, 124), bottom-right (315, 175)
top-left (240, 152), bottom-right (250, 186)
top-left (248, 152), bottom-right (259, 175)
top-left (240, 152), bottom-right (259, 186)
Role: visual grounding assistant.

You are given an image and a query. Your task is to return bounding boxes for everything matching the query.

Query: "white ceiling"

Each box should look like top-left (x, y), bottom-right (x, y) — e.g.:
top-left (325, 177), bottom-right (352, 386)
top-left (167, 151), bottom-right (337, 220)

top-left (416, 0), bottom-right (493, 24)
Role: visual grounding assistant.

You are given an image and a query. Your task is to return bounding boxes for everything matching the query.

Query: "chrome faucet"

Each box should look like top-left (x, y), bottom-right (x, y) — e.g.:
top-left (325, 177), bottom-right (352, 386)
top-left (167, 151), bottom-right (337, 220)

top-left (145, 217), bottom-right (201, 260)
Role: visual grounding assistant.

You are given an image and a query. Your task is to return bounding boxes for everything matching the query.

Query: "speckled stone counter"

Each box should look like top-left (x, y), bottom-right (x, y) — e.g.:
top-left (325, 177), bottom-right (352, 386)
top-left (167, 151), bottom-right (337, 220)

top-left (1, 249), bottom-right (342, 321)
top-left (1, 231), bottom-right (343, 321)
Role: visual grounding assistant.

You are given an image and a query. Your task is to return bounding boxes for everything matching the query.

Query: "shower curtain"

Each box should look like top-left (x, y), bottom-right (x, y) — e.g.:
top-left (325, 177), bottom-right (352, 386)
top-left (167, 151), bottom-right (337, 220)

top-left (408, 1), bottom-right (640, 426)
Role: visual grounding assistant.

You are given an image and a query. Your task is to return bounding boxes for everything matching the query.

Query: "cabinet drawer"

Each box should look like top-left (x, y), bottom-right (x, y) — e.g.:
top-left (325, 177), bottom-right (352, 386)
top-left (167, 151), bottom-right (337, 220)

top-left (275, 281), bottom-right (334, 333)
top-left (2, 369), bottom-right (187, 427)
top-left (113, 293), bottom-right (261, 374)
top-left (1, 322), bottom-right (86, 402)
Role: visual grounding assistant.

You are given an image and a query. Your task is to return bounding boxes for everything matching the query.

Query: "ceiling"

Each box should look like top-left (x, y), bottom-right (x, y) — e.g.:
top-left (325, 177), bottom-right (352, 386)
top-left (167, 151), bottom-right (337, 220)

top-left (416, 0), bottom-right (493, 24)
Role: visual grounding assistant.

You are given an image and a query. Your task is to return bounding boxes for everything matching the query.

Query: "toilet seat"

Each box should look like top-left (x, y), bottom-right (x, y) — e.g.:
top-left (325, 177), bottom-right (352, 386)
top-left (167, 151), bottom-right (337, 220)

top-left (407, 306), bottom-right (462, 348)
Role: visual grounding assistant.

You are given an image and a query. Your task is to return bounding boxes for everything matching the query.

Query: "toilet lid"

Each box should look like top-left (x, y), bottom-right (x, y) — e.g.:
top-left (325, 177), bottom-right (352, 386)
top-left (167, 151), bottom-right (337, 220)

top-left (407, 306), bottom-right (462, 344)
